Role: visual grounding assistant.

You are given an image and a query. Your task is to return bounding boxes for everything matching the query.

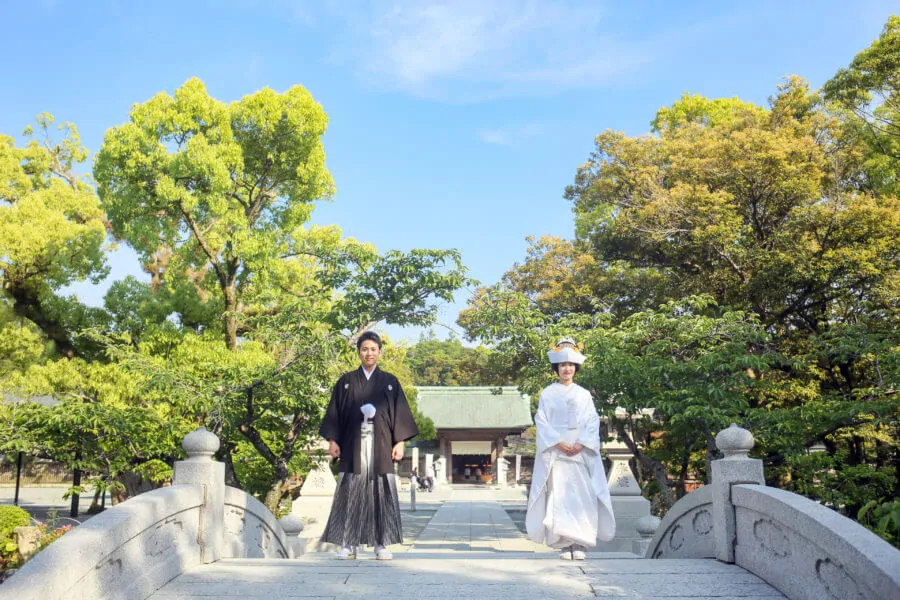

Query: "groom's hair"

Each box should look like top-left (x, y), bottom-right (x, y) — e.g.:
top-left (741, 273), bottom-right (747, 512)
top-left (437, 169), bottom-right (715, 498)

top-left (357, 330), bottom-right (383, 349)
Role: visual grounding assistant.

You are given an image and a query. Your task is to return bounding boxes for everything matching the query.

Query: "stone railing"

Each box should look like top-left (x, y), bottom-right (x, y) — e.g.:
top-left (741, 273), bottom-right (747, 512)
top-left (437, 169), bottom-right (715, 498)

top-left (2, 427), bottom-right (303, 600)
top-left (644, 424), bottom-right (900, 600)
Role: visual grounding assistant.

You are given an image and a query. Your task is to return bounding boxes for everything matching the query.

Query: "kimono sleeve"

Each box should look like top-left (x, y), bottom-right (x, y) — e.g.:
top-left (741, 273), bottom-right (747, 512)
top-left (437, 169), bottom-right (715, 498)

top-left (318, 377), bottom-right (344, 443)
top-left (534, 388), bottom-right (563, 454)
top-left (576, 388), bottom-right (601, 455)
top-left (391, 382), bottom-right (419, 444)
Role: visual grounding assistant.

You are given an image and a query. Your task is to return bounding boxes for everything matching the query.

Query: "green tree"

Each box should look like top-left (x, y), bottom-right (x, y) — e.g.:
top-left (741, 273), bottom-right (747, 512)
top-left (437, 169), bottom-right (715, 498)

top-left (94, 78), bottom-right (335, 350)
top-left (405, 332), bottom-right (511, 386)
top-left (0, 116), bottom-right (181, 507)
top-left (823, 15), bottom-right (900, 196)
top-left (94, 79), bottom-right (473, 510)
top-left (3, 356), bottom-right (193, 505)
top-left (462, 75), bottom-right (899, 519)
top-left (0, 114), bottom-right (109, 357)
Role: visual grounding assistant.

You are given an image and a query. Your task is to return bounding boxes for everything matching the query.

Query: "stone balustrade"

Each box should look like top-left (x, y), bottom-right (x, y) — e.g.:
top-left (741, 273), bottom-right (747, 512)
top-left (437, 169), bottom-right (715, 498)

top-left (4, 424), bottom-right (897, 600)
top-left (2, 427), bottom-right (302, 600)
top-left (644, 423), bottom-right (900, 600)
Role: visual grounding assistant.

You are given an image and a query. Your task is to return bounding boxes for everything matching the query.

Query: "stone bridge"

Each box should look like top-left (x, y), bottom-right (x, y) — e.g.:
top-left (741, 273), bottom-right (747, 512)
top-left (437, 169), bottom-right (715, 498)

top-left (2, 425), bottom-right (897, 600)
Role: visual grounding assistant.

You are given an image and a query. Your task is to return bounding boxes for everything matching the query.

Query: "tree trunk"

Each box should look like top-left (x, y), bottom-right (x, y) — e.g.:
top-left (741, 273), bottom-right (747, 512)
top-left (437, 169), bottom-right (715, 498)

top-left (264, 481), bottom-right (284, 514)
top-left (217, 440), bottom-right (242, 489)
top-left (87, 486), bottom-right (105, 514)
top-left (10, 287), bottom-right (77, 357)
top-left (223, 284), bottom-right (238, 350)
top-left (263, 473), bottom-right (304, 515)
top-left (113, 471), bottom-right (155, 502)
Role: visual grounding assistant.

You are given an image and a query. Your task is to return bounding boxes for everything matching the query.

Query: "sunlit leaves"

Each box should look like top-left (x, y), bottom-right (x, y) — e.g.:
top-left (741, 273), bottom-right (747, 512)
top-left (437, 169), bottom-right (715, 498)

top-left (0, 115), bottom-right (109, 297)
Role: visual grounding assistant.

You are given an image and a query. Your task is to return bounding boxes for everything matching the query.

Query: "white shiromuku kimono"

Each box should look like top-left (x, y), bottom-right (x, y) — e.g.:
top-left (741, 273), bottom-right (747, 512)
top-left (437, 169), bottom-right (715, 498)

top-left (526, 382), bottom-right (616, 548)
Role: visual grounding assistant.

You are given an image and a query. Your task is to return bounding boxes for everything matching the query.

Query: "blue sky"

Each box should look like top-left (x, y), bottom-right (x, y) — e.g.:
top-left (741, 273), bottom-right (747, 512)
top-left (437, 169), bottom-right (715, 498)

top-left (1, 1), bottom-right (894, 344)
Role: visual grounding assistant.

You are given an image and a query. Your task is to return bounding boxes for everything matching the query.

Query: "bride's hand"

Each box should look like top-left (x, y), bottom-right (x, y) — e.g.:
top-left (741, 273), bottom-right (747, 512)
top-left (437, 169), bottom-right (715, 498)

top-left (555, 442), bottom-right (573, 455)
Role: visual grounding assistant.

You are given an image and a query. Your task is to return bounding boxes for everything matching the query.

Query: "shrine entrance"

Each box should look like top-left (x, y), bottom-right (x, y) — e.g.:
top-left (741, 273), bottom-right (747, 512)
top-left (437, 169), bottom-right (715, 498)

top-left (415, 386), bottom-right (532, 485)
top-left (451, 453), bottom-right (493, 484)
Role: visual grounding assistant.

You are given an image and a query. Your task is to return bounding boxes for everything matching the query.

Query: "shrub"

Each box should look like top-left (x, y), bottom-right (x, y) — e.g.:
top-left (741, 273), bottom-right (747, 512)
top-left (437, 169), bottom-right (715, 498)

top-left (0, 505), bottom-right (31, 570)
top-left (858, 499), bottom-right (900, 549)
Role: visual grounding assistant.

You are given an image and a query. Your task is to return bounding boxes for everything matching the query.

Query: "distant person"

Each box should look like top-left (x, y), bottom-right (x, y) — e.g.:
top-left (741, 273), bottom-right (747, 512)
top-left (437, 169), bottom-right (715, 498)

top-left (525, 338), bottom-right (615, 560)
top-left (427, 462), bottom-right (437, 490)
top-left (319, 331), bottom-right (419, 560)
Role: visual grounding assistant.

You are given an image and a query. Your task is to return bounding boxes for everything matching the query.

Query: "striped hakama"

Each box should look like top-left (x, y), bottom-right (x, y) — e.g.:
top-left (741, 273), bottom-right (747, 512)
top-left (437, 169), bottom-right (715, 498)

top-left (321, 420), bottom-right (404, 547)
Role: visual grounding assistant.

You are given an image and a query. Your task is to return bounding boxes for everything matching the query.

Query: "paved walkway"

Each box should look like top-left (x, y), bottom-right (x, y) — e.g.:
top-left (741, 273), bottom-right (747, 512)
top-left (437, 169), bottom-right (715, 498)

top-left (153, 556), bottom-right (787, 599)
top-left (403, 484), bottom-right (548, 553)
top-left (151, 484), bottom-right (788, 599)
top-left (0, 485), bottom-right (108, 524)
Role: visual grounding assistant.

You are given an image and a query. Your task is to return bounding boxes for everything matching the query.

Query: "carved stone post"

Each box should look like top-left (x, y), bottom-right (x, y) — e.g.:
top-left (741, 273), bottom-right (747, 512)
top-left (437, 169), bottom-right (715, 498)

top-left (632, 515), bottom-right (661, 557)
top-left (277, 514), bottom-right (305, 558)
top-left (172, 427), bottom-right (225, 564)
top-left (710, 424), bottom-right (764, 563)
top-left (291, 440), bottom-right (338, 553)
top-left (514, 454), bottom-right (521, 486)
top-left (597, 414), bottom-right (651, 552)
top-left (496, 457), bottom-right (509, 488)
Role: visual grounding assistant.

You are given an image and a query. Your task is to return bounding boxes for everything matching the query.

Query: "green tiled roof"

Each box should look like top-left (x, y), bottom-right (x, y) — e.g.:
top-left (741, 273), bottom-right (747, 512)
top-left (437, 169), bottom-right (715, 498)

top-left (416, 386), bottom-right (532, 429)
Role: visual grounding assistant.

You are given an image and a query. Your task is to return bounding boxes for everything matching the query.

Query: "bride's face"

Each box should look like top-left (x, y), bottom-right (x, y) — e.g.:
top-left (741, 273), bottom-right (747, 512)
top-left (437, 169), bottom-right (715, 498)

top-left (557, 361), bottom-right (576, 384)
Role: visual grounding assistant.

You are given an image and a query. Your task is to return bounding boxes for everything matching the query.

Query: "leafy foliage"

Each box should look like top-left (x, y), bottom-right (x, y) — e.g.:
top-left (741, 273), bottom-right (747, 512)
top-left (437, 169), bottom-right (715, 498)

top-left (0, 114), bottom-right (109, 357)
top-left (3, 80), bottom-right (472, 513)
top-left (858, 499), bottom-right (900, 546)
top-left (405, 332), bottom-right (510, 386)
top-left (823, 15), bottom-right (900, 196)
top-left (461, 25), bottom-right (899, 523)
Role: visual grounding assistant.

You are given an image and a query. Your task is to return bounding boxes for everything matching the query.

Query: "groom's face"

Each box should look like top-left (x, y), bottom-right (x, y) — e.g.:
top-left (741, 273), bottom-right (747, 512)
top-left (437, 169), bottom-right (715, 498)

top-left (358, 339), bottom-right (382, 369)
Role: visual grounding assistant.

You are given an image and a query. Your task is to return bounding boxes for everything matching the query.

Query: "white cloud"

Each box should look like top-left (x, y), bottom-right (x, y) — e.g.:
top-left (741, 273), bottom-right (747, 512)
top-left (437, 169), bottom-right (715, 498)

top-left (477, 123), bottom-right (544, 147)
top-left (314, 0), bottom-right (653, 101)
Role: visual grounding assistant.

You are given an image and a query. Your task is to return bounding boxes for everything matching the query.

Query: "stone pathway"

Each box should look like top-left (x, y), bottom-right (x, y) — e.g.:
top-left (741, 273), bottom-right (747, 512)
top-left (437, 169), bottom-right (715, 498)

top-left (403, 484), bottom-right (548, 553)
top-left (152, 556), bottom-right (787, 599)
top-left (150, 484), bottom-right (788, 599)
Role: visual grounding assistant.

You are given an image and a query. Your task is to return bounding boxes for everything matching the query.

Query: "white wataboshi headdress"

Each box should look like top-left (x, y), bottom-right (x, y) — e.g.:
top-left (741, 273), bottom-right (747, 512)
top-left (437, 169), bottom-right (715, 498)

top-left (546, 337), bottom-right (586, 365)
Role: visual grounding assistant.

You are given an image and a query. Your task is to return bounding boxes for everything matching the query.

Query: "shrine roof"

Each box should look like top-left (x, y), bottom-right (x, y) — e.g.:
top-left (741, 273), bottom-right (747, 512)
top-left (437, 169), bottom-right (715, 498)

top-left (416, 386), bottom-right (532, 430)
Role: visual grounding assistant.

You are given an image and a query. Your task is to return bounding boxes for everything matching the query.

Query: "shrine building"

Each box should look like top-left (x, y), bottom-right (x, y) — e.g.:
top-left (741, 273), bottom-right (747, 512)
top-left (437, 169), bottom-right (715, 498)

top-left (415, 386), bottom-right (532, 483)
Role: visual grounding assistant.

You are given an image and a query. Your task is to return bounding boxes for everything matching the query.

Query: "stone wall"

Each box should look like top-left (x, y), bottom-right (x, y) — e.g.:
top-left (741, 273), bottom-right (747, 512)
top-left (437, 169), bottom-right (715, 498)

top-left (645, 424), bottom-right (900, 600)
top-left (1, 427), bottom-right (303, 600)
top-left (732, 485), bottom-right (899, 600)
top-left (1, 485), bottom-right (206, 600)
top-left (645, 485), bottom-right (715, 559)
top-left (223, 486), bottom-right (292, 559)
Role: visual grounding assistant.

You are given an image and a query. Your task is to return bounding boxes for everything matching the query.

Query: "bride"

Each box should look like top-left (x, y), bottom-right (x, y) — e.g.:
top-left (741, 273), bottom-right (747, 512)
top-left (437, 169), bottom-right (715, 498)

top-left (525, 338), bottom-right (616, 560)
